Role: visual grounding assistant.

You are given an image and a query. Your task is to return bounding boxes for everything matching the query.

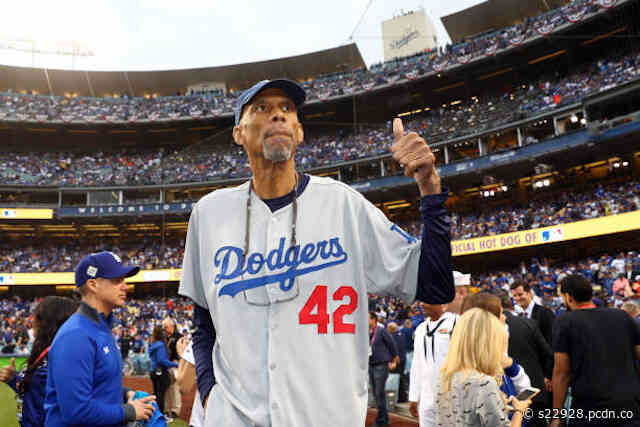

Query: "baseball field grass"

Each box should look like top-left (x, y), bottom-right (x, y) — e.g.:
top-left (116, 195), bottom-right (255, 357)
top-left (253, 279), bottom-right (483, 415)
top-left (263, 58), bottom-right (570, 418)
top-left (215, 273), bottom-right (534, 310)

top-left (0, 383), bottom-right (187, 427)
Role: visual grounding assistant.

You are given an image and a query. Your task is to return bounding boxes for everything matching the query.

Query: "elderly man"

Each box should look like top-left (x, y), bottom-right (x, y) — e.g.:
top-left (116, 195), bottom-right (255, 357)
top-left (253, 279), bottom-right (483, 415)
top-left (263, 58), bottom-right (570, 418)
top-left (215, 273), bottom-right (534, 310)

top-left (621, 300), bottom-right (640, 328)
top-left (179, 79), bottom-right (454, 427)
top-left (162, 317), bottom-right (182, 419)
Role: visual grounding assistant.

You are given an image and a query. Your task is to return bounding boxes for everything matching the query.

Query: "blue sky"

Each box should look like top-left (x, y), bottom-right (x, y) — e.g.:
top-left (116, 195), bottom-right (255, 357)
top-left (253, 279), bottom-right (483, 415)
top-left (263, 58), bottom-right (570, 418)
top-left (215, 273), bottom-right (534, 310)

top-left (0, 0), bottom-right (485, 71)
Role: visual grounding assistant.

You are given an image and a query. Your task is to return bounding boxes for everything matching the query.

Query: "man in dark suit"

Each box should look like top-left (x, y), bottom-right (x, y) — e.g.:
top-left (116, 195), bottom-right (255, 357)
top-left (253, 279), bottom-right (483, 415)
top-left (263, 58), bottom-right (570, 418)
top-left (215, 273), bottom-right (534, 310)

top-left (511, 280), bottom-right (555, 346)
top-left (387, 322), bottom-right (409, 403)
top-left (494, 289), bottom-right (553, 427)
top-left (369, 312), bottom-right (399, 427)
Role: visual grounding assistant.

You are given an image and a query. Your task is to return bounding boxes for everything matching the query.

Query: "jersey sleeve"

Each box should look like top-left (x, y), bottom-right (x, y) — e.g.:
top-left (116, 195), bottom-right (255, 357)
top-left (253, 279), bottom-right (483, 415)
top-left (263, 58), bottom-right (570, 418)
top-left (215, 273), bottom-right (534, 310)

top-left (360, 189), bottom-right (454, 305)
top-left (360, 196), bottom-right (421, 303)
top-left (179, 203), bottom-right (208, 309)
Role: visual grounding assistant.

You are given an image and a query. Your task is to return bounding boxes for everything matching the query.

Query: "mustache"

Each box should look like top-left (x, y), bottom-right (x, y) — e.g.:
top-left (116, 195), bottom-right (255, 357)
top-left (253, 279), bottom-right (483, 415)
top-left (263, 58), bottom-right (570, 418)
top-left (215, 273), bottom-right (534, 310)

top-left (264, 128), bottom-right (293, 138)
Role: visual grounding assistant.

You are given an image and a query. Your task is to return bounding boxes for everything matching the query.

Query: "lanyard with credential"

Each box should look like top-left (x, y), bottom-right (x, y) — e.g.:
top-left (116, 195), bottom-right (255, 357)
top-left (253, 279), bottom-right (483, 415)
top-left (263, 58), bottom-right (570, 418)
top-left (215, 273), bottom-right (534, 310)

top-left (17, 346), bottom-right (50, 391)
top-left (370, 326), bottom-right (378, 346)
top-left (33, 346), bottom-right (51, 365)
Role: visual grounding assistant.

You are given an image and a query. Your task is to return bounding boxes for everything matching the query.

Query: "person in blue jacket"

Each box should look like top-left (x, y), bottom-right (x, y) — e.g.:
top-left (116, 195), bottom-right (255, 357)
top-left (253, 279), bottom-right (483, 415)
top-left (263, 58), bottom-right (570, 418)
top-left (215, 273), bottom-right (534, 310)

top-left (0, 296), bottom-right (78, 427)
top-left (148, 325), bottom-right (179, 416)
top-left (44, 251), bottom-right (157, 427)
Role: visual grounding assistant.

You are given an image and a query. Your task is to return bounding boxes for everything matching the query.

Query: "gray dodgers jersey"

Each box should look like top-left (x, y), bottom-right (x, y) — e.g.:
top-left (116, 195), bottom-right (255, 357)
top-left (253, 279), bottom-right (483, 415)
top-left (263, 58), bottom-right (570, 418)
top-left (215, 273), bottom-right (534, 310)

top-left (179, 175), bottom-right (421, 427)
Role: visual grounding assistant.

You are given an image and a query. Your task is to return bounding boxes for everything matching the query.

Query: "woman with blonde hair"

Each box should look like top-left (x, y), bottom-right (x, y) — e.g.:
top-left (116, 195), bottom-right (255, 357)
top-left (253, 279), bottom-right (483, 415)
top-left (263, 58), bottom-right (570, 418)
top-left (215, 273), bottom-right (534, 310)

top-left (435, 308), bottom-right (531, 427)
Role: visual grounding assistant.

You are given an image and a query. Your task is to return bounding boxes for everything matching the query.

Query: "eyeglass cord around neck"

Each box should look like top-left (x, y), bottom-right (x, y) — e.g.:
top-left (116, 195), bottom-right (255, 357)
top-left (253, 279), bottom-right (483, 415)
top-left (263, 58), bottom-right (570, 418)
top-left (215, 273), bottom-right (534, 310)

top-left (243, 172), bottom-right (299, 257)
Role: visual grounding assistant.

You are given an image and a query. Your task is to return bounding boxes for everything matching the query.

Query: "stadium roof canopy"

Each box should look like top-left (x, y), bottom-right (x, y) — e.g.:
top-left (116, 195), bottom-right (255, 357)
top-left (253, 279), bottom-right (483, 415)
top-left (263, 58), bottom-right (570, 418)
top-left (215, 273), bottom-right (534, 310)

top-left (0, 43), bottom-right (365, 97)
top-left (442, 0), bottom-right (568, 43)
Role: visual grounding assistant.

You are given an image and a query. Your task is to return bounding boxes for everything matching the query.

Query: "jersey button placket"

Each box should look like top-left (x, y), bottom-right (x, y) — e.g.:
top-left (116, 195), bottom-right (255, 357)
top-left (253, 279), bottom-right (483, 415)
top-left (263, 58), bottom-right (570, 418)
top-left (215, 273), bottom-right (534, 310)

top-left (267, 211), bottom-right (285, 424)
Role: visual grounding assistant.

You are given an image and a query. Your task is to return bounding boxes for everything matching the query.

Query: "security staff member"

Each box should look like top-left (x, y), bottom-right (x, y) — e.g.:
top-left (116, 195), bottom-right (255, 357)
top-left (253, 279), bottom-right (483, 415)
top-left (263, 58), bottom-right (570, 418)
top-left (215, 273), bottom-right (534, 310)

top-left (45, 251), bottom-right (156, 426)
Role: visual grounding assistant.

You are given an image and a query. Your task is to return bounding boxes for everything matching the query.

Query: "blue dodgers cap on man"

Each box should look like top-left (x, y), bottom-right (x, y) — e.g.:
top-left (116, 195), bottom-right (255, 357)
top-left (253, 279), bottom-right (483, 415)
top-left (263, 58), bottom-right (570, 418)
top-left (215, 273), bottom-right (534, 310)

top-left (75, 251), bottom-right (140, 287)
top-left (234, 79), bottom-right (306, 125)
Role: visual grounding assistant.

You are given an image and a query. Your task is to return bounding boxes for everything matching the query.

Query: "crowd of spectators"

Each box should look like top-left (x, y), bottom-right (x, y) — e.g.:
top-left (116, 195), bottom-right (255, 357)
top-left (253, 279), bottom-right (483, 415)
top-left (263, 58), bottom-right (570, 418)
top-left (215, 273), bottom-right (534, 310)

top-left (1, 179), bottom-right (637, 274)
top-left (1, 46), bottom-right (639, 186)
top-left (2, 246), bottom-right (637, 363)
top-left (0, 0), bottom-right (607, 125)
top-left (0, 295), bottom-right (193, 365)
top-left (368, 249), bottom-right (640, 327)
top-left (400, 179), bottom-right (639, 239)
top-left (449, 179), bottom-right (640, 240)
top-left (0, 3), bottom-right (634, 187)
top-left (0, 238), bottom-right (184, 273)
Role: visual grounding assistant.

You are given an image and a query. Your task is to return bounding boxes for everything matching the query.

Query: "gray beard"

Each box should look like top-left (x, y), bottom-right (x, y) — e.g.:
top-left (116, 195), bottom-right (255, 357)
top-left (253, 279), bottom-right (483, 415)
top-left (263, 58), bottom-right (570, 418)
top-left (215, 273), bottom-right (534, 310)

top-left (263, 139), bottom-right (293, 163)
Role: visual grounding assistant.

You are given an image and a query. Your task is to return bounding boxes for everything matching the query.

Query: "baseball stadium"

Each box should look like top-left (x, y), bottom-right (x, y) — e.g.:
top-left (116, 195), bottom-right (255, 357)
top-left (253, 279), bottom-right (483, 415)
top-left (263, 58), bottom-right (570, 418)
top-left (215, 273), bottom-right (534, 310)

top-left (1, 0), bottom-right (640, 426)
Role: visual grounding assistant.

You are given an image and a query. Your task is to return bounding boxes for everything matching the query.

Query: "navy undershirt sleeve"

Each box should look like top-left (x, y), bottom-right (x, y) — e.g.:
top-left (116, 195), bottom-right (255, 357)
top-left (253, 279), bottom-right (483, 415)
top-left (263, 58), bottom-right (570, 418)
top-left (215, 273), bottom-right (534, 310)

top-left (415, 189), bottom-right (455, 304)
top-left (193, 304), bottom-right (216, 405)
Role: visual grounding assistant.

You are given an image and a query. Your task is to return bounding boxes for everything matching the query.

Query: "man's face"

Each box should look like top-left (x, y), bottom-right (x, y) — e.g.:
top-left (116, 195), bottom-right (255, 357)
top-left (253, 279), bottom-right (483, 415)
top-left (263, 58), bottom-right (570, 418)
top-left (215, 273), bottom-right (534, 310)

top-left (511, 286), bottom-right (532, 309)
top-left (233, 88), bottom-right (303, 164)
top-left (368, 315), bottom-right (377, 329)
top-left (447, 286), bottom-right (468, 314)
top-left (163, 320), bottom-right (174, 335)
top-left (95, 277), bottom-right (128, 308)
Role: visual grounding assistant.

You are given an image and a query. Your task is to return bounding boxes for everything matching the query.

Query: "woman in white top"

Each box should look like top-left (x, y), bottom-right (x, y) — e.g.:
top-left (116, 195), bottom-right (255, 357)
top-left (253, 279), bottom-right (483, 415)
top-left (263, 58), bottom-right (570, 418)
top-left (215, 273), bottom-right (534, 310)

top-left (435, 308), bottom-right (531, 427)
top-left (176, 338), bottom-right (205, 427)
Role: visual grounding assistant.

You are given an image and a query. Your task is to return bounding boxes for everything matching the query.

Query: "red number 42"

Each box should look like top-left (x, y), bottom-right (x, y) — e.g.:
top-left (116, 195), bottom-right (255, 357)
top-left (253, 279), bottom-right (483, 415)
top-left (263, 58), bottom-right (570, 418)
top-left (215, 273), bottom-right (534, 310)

top-left (298, 285), bottom-right (358, 334)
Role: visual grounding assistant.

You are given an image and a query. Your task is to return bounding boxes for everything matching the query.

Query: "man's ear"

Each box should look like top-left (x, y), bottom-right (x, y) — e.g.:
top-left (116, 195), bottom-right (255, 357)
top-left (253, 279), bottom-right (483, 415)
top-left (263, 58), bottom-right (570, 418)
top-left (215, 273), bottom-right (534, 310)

top-left (232, 125), bottom-right (243, 147)
top-left (294, 122), bottom-right (304, 146)
top-left (85, 278), bottom-right (97, 294)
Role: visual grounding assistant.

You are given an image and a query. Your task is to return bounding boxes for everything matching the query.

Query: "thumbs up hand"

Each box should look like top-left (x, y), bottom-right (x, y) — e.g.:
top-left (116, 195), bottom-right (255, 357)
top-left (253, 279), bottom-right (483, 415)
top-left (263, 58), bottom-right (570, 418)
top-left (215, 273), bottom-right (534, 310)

top-left (0, 357), bottom-right (16, 383)
top-left (391, 118), bottom-right (441, 196)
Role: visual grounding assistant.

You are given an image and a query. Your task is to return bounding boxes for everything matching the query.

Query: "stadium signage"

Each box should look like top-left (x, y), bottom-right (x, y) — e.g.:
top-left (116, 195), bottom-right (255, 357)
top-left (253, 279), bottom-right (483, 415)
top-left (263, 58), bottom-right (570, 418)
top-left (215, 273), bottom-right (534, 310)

top-left (1, 208), bottom-right (53, 220)
top-left (1, 269), bottom-right (181, 286)
top-left (58, 202), bottom-right (196, 217)
top-left (452, 210), bottom-right (640, 256)
top-left (2, 212), bottom-right (639, 285)
top-left (390, 29), bottom-right (420, 50)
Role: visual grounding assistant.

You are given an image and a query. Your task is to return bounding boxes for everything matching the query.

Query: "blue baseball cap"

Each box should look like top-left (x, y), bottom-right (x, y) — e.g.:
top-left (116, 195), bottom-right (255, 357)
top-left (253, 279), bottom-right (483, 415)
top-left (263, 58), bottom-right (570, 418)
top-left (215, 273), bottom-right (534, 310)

top-left (234, 79), bottom-right (306, 125)
top-left (75, 251), bottom-right (140, 287)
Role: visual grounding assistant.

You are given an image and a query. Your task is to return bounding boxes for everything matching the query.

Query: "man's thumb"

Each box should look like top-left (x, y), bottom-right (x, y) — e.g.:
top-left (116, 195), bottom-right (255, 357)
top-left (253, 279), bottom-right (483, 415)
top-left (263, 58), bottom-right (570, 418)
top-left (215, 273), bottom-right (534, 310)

top-left (393, 118), bottom-right (404, 141)
top-left (10, 358), bottom-right (15, 368)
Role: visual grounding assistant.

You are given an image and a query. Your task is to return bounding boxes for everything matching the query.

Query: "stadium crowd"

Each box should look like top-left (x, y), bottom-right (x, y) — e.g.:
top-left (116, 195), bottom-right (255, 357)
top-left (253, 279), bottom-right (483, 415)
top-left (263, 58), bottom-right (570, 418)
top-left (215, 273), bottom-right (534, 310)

top-left (1, 46), bottom-right (639, 186)
top-left (0, 178), bottom-right (637, 274)
top-left (0, 0), bottom-right (606, 127)
top-left (0, 238), bottom-right (184, 273)
top-left (448, 179), bottom-right (640, 240)
top-left (368, 250), bottom-right (640, 324)
top-left (1, 249), bottom-right (638, 353)
top-left (2, 246), bottom-right (639, 426)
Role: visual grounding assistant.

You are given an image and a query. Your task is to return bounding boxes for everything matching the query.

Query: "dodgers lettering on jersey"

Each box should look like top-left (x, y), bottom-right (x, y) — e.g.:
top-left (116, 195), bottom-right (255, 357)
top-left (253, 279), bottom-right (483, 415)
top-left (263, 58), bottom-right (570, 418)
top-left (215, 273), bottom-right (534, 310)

top-left (179, 175), bottom-right (422, 427)
top-left (215, 237), bottom-right (348, 297)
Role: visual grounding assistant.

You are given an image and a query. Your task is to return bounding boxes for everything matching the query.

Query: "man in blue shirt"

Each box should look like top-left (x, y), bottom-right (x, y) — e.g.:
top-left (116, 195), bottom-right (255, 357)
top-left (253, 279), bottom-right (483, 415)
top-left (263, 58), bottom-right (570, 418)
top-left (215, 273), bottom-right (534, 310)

top-left (45, 251), bottom-right (157, 426)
